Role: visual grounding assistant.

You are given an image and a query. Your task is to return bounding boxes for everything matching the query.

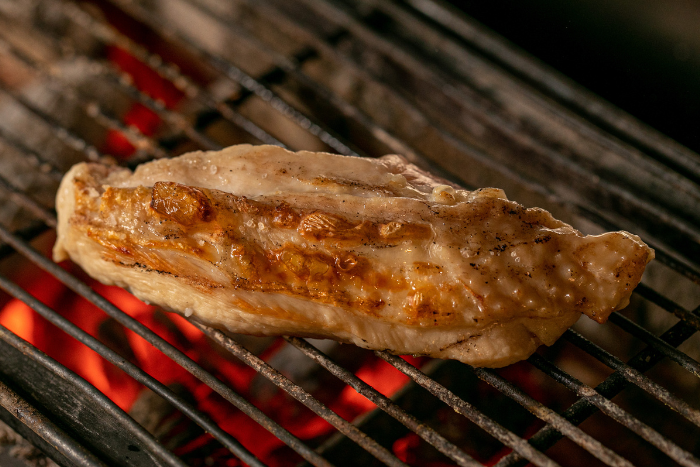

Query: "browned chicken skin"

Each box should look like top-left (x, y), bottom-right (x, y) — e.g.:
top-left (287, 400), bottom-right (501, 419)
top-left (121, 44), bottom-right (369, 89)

top-left (54, 145), bottom-right (654, 367)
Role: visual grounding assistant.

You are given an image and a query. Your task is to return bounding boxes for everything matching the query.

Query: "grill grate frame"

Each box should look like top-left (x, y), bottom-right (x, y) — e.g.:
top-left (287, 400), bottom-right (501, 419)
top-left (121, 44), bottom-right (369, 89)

top-left (0, 0), bottom-right (698, 466)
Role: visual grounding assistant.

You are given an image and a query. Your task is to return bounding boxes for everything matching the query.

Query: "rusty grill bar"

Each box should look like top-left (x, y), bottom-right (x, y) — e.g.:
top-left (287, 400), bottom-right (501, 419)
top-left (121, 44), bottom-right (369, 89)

top-left (0, 0), bottom-right (699, 466)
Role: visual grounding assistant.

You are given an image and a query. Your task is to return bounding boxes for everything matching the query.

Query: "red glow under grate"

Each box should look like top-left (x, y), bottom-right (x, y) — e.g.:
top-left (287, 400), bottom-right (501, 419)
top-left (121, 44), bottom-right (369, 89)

top-left (0, 251), bottom-right (417, 465)
top-left (102, 46), bottom-right (185, 159)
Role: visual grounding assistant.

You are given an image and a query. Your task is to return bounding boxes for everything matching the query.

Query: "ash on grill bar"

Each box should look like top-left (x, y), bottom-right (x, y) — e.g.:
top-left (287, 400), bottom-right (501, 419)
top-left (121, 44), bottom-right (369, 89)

top-left (0, 0), bottom-right (699, 466)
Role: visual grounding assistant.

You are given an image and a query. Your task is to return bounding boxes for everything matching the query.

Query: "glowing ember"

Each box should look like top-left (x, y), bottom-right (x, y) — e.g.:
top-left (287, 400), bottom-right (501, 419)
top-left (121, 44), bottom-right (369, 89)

top-left (0, 262), bottom-right (419, 465)
top-left (102, 46), bottom-right (185, 159)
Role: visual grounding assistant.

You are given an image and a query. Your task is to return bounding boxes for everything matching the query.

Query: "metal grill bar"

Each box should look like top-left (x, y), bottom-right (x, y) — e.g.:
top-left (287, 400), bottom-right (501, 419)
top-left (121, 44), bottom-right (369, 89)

top-left (0, 14), bottom-right (222, 155)
top-left (49, 0), bottom-right (284, 148)
top-left (0, 34), bottom-right (168, 162)
top-left (180, 0), bottom-right (421, 161)
top-left (186, 0), bottom-right (555, 183)
top-left (0, 174), bottom-right (57, 229)
top-left (527, 353), bottom-right (699, 467)
top-left (284, 336), bottom-right (479, 467)
top-left (0, 276), bottom-right (282, 466)
top-left (0, 323), bottom-right (176, 467)
top-left (194, 323), bottom-right (409, 467)
top-left (400, 0), bottom-right (700, 182)
top-left (347, 0), bottom-right (700, 201)
top-left (0, 127), bottom-right (64, 181)
top-left (635, 282), bottom-right (700, 331)
top-left (0, 70), bottom-right (688, 467)
top-left (0, 224), bottom-right (333, 467)
top-left (0, 0), bottom-right (281, 173)
top-left (0, 279), bottom-right (194, 467)
top-left (96, 68), bottom-right (223, 151)
top-left (0, 222), bottom-right (50, 261)
top-left (563, 329), bottom-right (700, 427)
top-left (497, 306), bottom-right (700, 467)
top-left (468, 365), bottom-right (632, 467)
top-left (0, 81), bottom-right (104, 162)
top-left (99, 0), bottom-right (358, 157)
top-left (375, 351), bottom-right (559, 467)
top-left (608, 312), bottom-right (700, 377)
top-left (0, 379), bottom-right (106, 467)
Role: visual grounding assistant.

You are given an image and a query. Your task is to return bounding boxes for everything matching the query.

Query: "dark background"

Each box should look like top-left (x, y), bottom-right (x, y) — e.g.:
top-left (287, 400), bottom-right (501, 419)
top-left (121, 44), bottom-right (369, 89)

top-left (448, 0), bottom-right (700, 155)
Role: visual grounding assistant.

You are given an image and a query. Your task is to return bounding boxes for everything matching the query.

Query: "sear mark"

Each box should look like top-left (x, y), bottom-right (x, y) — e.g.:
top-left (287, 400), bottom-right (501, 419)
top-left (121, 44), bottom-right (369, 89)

top-left (151, 181), bottom-right (213, 225)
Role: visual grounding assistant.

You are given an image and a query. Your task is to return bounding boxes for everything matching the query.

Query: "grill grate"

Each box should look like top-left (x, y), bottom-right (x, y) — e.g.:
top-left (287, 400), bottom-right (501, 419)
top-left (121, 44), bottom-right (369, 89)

top-left (0, 0), bottom-right (699, 466)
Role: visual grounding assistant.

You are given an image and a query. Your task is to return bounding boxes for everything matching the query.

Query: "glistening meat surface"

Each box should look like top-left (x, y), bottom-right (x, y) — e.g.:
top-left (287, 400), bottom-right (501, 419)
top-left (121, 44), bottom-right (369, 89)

top-left (53, 144), bottom-right (654, 367)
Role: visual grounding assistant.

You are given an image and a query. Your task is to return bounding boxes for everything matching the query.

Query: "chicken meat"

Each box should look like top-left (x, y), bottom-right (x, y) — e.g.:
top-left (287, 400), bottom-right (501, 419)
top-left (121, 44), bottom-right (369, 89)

top-left (53, 144), bottom-right (654, 367)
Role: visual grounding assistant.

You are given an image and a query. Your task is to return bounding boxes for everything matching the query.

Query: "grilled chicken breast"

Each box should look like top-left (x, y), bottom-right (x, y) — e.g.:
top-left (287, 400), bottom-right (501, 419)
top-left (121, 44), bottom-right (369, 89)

top-left (53, 144), bottom-right (653, 367)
